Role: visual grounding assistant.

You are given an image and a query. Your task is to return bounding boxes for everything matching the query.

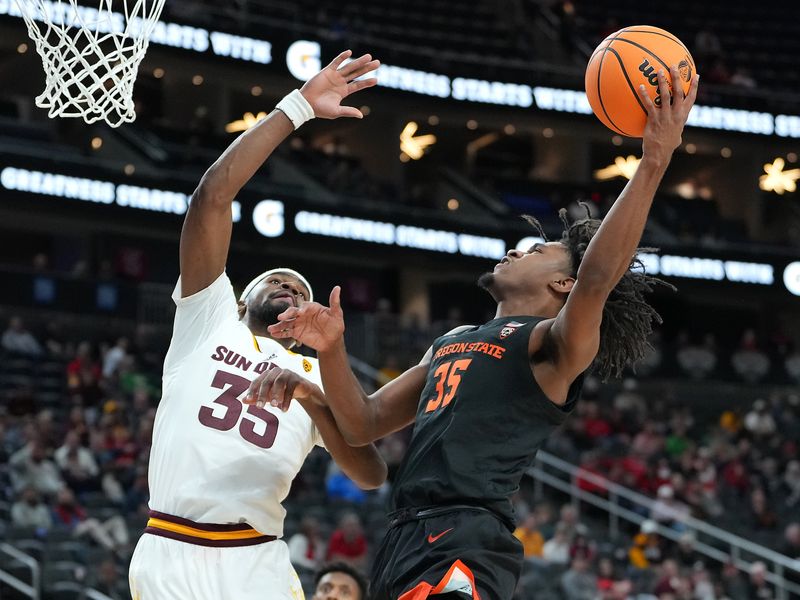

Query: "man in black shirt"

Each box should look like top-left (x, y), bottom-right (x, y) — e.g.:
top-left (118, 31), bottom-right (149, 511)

top-left (261, 67), bottom-right (699, 599)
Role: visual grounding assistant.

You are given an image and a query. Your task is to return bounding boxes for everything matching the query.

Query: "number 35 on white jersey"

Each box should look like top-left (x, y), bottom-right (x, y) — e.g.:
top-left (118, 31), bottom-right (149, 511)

top-left (148, 272), bottom-right (324, 537)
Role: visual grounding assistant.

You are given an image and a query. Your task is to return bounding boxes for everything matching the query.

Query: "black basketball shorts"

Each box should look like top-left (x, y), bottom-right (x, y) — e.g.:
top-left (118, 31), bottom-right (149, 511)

top-left (368, 505), bottom-right (523, 600)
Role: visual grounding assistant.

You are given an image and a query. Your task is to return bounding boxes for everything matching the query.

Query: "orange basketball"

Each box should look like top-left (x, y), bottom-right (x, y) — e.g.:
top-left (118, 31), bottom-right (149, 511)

top-left (585, 25), bottom-right (696, 137)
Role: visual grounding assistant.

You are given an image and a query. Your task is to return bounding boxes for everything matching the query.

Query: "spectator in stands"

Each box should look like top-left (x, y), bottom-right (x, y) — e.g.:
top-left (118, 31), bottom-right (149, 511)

top-left (721, 559), bottom-right (749, 600)
top-left (102, 336), bottom-right (130, 378)
top-left (2, 316), bottom-right (43, 356)
top-left (9, 438), bottom-right (64, 496)
top-left (694, 29), bottom-right (723, 62)
top-left (513, 513), bottom-right (545, 560)
top-left (54, 430), bottom-right (100, 494)
top-left (10, 486), bottom-right (52, 533)
top-left (377, 354), bottom-right (402, 387)
top-left (312, 562), bottom-right (367, 600)
top-left (124, 466), bottom-right (149, 516)
top-left (744, 399), bottom-right (777, 439)
top-left (676, 332), bottom-right (717, 379)
top-left (91, 559), bottom-right (129, 600)
top-left (326, 513), bottom-right (367, 570)
top-left (653, 558), bottom-right (685, 596)
top-left (557, 504), bottom-right (585, 543)
top-left (706, 57), bottom-right (733, 85)
top-left (784, 462), bottom-right (800, 507)
top-left (560, 555), bottom-right (597, 600)
top-left (326, 463), bottom-right (366, 504)
top-left (781, 523), bottom-right (800, 559)
top-left (668, 532), bottom-right (702, 568)
top-left (542, 522), bottom-right (571, 565)
top-left (749, 488), bottom-right (778, 530)
top-left (785, 350), bottom-right (800, 383)
top-left (747, 561), bottom-right (776, 599)
top-left (629, 520), bottom-right (663, 569)
top-left (632, 420), bottom-right (665, 459)
top-left (730, 66), bottom-right (757, 89)
top-left (651, 485), bottom-right (690, 531)
top-left (289, 516), bottom-right (327, 573)
top-left (570, 525), bottom-right (595, 561)
top-left (52, 487), bottom-right (129, 557)
top-left (732, 330), bottom-right (770, 383)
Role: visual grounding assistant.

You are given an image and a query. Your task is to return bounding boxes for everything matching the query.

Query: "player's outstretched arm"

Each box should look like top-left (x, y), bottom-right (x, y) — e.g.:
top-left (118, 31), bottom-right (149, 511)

top-left (538, 66), bottom-right (699, 387)
top-left (268, 287), bottom-right (425, 445)
top-left (242, 367), bottom-right (387, 488)
top-left (179, 50), bottom-right (380, 297)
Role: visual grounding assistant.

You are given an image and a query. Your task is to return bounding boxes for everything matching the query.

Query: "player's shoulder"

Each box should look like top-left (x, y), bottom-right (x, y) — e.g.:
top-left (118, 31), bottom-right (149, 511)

top-left (444, 325), bottom-right (477, 337)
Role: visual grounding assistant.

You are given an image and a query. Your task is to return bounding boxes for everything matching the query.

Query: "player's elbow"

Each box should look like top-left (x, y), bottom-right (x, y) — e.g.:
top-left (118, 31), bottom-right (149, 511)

top-left (342, 428), bottom-right (375, 448)
top-left (193, 174), bottom-right (230, 210)
top-left (353, 461), bottom-right (388, 490)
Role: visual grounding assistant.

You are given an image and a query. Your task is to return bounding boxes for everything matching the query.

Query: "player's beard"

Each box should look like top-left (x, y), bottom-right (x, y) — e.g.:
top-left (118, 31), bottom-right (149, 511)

top-left (477, 272), bottom-right (495, 291)
top-left (248, 299), bottom-right (292, 327)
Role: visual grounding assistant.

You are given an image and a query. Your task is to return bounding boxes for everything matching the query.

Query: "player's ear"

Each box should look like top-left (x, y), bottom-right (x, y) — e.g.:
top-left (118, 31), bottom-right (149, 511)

top-left (548, 277), bottom-right (575, 295)
top-left (237, 300), bottom-right (246, 320)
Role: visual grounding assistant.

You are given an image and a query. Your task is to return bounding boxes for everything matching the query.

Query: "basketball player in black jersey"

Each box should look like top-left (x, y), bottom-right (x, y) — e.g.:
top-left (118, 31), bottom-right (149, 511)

top-left (261, 66), bottom-right (698, 599)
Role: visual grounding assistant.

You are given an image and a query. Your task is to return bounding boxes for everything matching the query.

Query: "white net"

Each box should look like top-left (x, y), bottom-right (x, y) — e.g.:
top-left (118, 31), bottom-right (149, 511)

top-left (14, 0), bottom-right (166, 127)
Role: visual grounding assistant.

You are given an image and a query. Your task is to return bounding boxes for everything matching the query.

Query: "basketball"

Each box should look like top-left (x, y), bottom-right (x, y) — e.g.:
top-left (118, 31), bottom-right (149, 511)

top-left (585, 26), bottom-right (696, 137)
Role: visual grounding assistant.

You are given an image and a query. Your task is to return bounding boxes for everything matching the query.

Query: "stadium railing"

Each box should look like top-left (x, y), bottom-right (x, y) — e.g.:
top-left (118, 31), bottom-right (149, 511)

top-left (530, 450), bottom-right (800, 600)
top-left (0, 542), bottom-right (40, 599)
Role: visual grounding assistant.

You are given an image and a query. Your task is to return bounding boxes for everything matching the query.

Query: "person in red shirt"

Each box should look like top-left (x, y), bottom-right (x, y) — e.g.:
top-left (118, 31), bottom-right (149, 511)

top-left (326, 513), bottom-right (367, 570)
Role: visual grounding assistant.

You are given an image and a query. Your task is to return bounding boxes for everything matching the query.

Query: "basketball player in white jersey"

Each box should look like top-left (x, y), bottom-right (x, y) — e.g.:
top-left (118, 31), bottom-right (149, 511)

top-left (128, 50), bottom-right (384, 600)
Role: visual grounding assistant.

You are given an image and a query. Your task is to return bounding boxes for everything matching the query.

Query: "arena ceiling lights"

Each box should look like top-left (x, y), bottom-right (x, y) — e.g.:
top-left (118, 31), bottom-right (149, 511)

top-left (759, 158), bottom-right (800, 194)
top-left (3, 3), bottom-right (799, 138)
top-left (593, 156), bottom-right (641, 181)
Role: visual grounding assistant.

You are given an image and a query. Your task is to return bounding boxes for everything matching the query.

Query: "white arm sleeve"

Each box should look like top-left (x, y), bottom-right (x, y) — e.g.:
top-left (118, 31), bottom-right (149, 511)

top-left (163, 272), bottom-right (239, 374)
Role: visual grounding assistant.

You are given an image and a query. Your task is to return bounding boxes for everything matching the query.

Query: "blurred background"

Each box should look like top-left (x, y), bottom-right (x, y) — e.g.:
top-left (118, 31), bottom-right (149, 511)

top-left (0, 0), bottom-right (799, 598)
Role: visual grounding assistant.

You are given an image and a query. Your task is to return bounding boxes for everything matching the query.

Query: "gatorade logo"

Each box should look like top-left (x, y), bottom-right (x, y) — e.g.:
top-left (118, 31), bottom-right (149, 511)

top-left (286, 40), bottom-right (321, 82)
top-left (252, 200), bottom-right (284, 238)
top-left (784, 262), bottom-right (800, 296)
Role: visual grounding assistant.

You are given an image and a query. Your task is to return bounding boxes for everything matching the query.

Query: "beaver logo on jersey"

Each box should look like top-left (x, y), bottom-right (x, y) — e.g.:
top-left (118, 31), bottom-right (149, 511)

top-left (302, 358), bottom-right (313, 372)
top-left (500, 321), bottom-right (525, 339)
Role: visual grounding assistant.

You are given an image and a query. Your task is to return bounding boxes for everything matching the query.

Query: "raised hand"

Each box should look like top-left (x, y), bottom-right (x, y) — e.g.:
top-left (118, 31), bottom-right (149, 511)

top-left (300, 50), bottom-right (380, 119)
top-left (243, 366), bottom-right (322, 412)
top-left (268, 286), bottom-right (345, 352)
top-left (637, 65), bottom-right (699, 163)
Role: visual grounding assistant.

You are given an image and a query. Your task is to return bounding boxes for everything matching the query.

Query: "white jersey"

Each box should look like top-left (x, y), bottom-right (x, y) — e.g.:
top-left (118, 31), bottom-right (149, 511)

top-left (148, 271), bottom-right (324, 537)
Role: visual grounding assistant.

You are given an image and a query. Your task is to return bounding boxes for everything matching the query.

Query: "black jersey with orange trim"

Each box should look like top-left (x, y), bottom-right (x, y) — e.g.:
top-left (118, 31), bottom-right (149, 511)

top-left (391, 316), bottom-right (583, 527)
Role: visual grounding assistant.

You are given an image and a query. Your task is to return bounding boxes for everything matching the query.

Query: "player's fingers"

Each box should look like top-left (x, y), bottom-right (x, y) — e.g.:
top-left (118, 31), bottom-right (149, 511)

top-left (683, 74), bottom-right (700, 112)
top-left (244, 375), bottom-right (262, 404)
top-left (669, 65), bottom-right (683, 113)
top-left (345, 59), bottom-right (380, 82)
top-left (270, 372), bottom-right (289, 410)
top-left (330, 286), bottom-right (343, 315)
top-left (347, 77), bottom-right (378, 96)
top-left (339, 53), bottom-right (371, 78)
top-left (656, 68), bottom-right (670, 110)
top-left (277, 307), bottom-right (299, 321)
top-left (255, 368), bottom-right (281, 408)
top-left (337, 106), bottom-right (364, 119)
top-left (282, 377), bottom-right (298, 412)
top-left (328, 49), bottom-right (352, 71)
top-left (637, 84), bottom-right (656, 115)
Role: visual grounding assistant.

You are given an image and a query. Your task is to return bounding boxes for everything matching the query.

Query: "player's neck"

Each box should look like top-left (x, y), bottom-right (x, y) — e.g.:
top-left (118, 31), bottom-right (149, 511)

top-left (493, 297), bottom-right (560, 320)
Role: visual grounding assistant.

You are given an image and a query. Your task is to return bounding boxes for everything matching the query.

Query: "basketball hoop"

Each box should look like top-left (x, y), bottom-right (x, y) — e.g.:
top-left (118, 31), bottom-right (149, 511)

top-left (14, 0), bottom-right (166, 127)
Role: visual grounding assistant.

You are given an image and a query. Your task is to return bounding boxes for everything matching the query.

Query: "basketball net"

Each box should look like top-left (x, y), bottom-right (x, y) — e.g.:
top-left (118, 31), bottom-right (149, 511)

top-left (14, 0), bottom-right (166, 127)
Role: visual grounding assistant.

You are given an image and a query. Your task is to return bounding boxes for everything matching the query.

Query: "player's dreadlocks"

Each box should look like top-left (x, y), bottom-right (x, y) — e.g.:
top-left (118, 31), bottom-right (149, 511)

top-left (523, 203), bottom-right (674, 381)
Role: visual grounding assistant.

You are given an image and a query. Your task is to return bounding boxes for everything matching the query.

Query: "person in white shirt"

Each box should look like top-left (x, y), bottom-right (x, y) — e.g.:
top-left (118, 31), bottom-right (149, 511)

top-left (288, 516), bottom-right (327, 573)
top-left (54, 431), bottom-right (100, 493)
top-left (102, 337), bottom-right (129, 378)
top-left (128, 49), bottom-right (385, 600)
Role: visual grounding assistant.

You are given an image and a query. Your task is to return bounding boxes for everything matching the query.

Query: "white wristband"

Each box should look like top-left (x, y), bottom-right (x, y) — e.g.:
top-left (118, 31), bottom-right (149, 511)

top-left (275, 89), bottom-right (315, 130)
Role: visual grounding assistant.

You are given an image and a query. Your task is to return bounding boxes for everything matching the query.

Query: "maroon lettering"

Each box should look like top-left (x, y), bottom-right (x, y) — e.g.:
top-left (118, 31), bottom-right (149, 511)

top-left (235, 356), bottom-right (253, 371)
top-left (210, 345), bottom-right (228, 361)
